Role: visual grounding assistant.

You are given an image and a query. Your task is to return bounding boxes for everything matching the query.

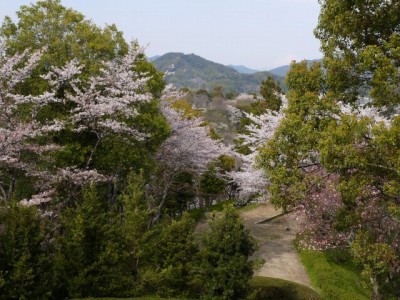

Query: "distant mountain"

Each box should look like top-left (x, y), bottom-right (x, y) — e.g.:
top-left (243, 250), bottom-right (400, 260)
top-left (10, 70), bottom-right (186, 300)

top-left (227, 65), bottom-right (259, 74)
top-left (148, 55), bottom-right (161, 62)
top-left (152, 53), bottom-right (285, 93)
top-left (268, 59), bottom-right (322, 78)
top-left (267, 65), bottom-right (291, 78)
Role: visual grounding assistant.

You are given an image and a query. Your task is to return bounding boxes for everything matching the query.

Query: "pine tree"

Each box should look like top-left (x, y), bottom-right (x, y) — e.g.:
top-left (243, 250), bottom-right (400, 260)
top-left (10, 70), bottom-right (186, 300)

top-left (200, 205), bottom-right (257, 299)
top-left (56, 183), bottom-right (134, 298)
top-left (0, 202), bottom-right (54, 300)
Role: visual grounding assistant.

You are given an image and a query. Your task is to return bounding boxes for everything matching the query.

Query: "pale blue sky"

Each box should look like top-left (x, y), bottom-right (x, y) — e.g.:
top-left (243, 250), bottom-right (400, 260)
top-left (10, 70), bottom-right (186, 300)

top-left (1, 0), bottom-right (322, 70)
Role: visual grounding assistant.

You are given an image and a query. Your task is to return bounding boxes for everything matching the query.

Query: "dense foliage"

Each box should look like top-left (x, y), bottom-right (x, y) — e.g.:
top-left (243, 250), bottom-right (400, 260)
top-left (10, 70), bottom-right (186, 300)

top-left (258, 0), bottom-right (400, 298)
top-left (258, 76), bottom-right (283, 112)
top-left (0, 1), bottom-right (256, 299)
top-left (199, 206), bottom-right (257, 299)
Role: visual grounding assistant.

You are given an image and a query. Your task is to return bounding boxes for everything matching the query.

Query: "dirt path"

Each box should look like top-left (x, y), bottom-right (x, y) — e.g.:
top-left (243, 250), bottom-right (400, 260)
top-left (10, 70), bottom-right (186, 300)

top-left (240, 203), bottom-right (312, 288)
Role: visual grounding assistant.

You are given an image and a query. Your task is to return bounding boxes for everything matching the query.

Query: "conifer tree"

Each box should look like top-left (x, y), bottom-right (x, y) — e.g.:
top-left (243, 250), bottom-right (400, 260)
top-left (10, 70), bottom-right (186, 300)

top-left (200, 205), bottom-right (257, 299)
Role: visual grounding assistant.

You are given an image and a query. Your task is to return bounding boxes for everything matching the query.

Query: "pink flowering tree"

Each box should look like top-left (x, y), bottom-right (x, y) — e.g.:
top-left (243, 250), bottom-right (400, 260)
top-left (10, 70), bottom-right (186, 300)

top-left (0, 38), bottom-right (169, 206)
top-left (147, 87), bottom-right (231, 225)
top-left (55, 42), bottom-right (151, 175)
top-left (228, 96), bottom-right (286, 203)
top-left (0, 39), bottom-right (64, 203)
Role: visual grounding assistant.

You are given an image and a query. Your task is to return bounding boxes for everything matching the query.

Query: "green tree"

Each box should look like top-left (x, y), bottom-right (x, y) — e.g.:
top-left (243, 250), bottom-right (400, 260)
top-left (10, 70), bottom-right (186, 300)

top-left (315, 0), bottom-right (400, 108)
top-left (56, 184), bottom-right (134, 298)
top-left (0, 202), bottom-right (54, 300)
top-left (200, 168), bottom-right (226, 207)
top-left (118, 170), bottom-right (151, 272)
top-left (141, 214), bottom-right (199, 297)
top-left (196, 89), bottom-right (212, 100)
top-left (315, 1), bottom-right (400, 297)
top-left (211, 85), bottom-right (224, 98)
top-left (200, 156), bottom-right (236, 206)
top-left (165, 171), bottom-right (196, 215)
top-left (200, 205), bottom-right (257, 299)
top-left (118, 171), bottom-right (200, 297)
top-left (1, 0), bottom-right (127, 93)
top-left (352, 232), bottom-right (399, 298)
top-left (258, 60), bottom-right (332, 209)
top-left (259, 75), bottom-right (282, 112)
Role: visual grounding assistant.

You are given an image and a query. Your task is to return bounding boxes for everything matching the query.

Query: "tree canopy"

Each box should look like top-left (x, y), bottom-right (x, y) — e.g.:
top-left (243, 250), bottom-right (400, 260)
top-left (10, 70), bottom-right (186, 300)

top-left (1, 0), bottom-right (126, 87)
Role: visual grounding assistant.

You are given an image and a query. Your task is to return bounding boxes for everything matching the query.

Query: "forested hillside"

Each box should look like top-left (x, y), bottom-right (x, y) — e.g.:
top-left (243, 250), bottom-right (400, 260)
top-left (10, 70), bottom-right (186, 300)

top-left (152, 52), bottom-right (285, 93)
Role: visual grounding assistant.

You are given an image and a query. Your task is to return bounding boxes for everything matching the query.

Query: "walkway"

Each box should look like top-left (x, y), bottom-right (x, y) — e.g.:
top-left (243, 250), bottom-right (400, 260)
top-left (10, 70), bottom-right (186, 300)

top-left (240, 203), bottom-right (312, 288)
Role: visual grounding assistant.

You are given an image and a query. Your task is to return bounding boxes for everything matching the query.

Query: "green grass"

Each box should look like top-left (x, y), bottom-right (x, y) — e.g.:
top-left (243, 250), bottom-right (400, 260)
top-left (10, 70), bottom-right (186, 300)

top-left (187, 200), bottom-right (234, 222)
top-left (74, 277), bottom-right (322, 300)
top-left (236, 202), bottom-right (261, 213)
top-left (75, 276), bottom-right (322, 300)
top-left (188, 199), bottom-right (259, 219)
top-left (298, 248), bottom-right (370, 300)
top-left (248, 276), bottom-right (323, 300)
top-left (75, 297), bottom-right (180, 300)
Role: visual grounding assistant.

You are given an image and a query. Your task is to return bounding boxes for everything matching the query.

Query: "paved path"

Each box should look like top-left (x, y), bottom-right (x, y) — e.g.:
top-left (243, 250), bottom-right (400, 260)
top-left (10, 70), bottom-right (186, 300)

top-left (240, 203), bottom-right (312, 288)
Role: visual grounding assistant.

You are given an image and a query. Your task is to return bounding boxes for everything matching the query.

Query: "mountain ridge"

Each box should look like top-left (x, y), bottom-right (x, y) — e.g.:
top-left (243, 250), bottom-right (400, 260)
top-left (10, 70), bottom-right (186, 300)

top-left (268, 59), bottom-right (322, 77)
top-left (152, 52), bottom-right (285, 93)
top-left (228, 65), bottom-right (259, 74)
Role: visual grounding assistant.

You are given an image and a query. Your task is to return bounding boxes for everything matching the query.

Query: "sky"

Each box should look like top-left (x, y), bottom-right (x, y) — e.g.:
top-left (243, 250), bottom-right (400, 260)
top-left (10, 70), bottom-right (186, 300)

top-left (0, 0), bottom-right (322, 70)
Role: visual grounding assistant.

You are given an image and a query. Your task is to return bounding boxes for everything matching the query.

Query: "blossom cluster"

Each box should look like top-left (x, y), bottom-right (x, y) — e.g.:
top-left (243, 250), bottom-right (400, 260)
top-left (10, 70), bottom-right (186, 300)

top-left (228, 96), bottom-right (287, 200)
top-left (0, 39), bottom-right (155, 206)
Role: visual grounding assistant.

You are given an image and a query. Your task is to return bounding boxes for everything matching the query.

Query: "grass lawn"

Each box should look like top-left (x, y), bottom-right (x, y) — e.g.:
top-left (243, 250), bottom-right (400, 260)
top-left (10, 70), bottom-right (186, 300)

top-left (187, 199), bottom-right (234, 222)
top-left (298, 248), bottom-right (370, 300)
top-left (236, 202), bottom-right (261, 213)
top-left (75, 297), bottom-right (181, 300)
top-left (74, 276), bottom-right (322, 300)
top-left (188, 199), bottom-right (261, 222)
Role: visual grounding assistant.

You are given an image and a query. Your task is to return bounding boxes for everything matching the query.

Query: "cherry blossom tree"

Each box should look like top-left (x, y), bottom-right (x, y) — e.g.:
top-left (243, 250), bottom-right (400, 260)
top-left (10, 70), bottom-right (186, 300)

top-left (147, 87), bottom-right (231, 225)
top-left (0, 38), bottom-right (167, 206)
top-left (56, 42), bottom-right (152, 176)
top-left (228, 96), bottom-right (286, 202)
top-left (37, 40), bottom-right (171, 209)
top-left (0, 39), bottom-right (63, 203)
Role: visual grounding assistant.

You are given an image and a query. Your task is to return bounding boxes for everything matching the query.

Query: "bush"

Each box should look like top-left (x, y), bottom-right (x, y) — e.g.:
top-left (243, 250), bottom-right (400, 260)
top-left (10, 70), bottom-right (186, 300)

top-left (248, 277), bottom-right (322, 300)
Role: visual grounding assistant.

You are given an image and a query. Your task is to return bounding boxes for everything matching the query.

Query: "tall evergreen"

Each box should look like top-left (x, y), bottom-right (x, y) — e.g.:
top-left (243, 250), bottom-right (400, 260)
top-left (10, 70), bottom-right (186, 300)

top-left (0, 202), bottom-right (54, 300)
top-left (56, 184), bottom-right (134, 298)
top-left (200, 206), bottom-right (257, 299)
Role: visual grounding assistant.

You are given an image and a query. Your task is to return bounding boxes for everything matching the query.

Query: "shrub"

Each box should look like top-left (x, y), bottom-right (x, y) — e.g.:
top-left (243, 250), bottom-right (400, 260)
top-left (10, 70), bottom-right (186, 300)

top-left (248, 276), bottom-right (322, 300)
